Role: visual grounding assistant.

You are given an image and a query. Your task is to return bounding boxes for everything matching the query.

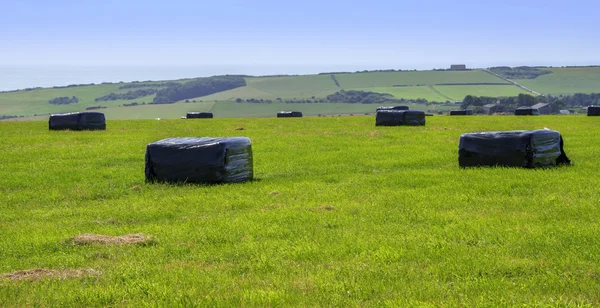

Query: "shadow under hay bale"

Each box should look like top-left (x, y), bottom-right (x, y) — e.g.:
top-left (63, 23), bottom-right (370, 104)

top-left (458, 129), bottom-right (570, 168)
top-left (145, 137), bottom-right (253, 184)
top-left (49, 112), bottom-right (106, 130)
top-left (375, 110), bottom-right (426, 126)
top-left (450, 110), bottom-right (474, 115)
top-left (277, 111), bottom-right (303, 118)
top-left (70, 233), bottom-right (153, 245)
top-left (514, 107), bottom-right (540, 116)
top-left (376, 106), bottom-right (409, 111)
top-left (186, 112), bottom-right (213, 119)
top-left (587, 106), bottom-right (600, 116)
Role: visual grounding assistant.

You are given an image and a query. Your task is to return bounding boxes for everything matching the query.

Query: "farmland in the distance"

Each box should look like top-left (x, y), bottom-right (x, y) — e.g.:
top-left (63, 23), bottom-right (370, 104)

top-left (1, 116), bottom-right (600, 306)
top-left (515, 67), bottom-right (600, 95)
top-left (2, 67), bottom-right (600, 120)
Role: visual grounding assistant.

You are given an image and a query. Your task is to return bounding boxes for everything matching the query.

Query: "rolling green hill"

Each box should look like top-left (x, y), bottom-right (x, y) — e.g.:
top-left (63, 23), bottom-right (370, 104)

top-left (515, 67), bottom-right (600, 95)
top-left (335, 70), bottom-right (507, 88)
top-left (3, 67), bottom-right (600, 120)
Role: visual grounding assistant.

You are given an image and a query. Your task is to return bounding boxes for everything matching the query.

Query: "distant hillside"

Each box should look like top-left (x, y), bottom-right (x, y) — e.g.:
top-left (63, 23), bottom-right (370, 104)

top-left (3, 66), bottom-right (600, 120)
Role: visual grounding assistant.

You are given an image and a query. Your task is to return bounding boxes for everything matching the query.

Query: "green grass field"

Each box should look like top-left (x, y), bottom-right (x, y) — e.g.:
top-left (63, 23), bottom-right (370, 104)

top-left (335, 70), bottom-right (507, 88)
top-left (435, 85), bottom-right (530, 100)
top-left (350, 86), bottom-right (449, 101)
top-left (0, 84), bottom-right (157, 116)
top-left (1, 116), bottom-right (600, 306)
top-left (516, 67), bottom-right (600, 95)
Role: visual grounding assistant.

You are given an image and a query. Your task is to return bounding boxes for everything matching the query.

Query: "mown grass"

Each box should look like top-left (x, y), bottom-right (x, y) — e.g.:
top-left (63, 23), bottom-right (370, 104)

top-left (1, 116), bottom-right (600, 306)
top-left (517, 67), bottom-right (600, 95)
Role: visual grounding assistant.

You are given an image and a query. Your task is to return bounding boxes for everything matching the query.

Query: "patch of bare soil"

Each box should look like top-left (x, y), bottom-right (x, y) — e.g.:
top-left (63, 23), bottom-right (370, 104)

top-left (0, 268), bottom-right (100, 281)
top-left (70, 233), bottom-right (153, 245)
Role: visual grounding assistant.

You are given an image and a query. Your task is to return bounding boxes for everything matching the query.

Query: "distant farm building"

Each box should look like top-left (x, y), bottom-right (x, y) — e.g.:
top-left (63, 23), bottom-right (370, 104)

top-left (531, 103), bottom-right (551, 114)
top-left (483, 102), bottom-right (501, 115)
top-left (450, 64), bottom-right (467, 70)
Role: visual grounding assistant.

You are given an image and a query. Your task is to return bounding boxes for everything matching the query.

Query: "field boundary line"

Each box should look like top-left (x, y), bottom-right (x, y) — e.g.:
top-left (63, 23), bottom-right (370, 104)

top-left (481, 69), bottom-right (541, 95)
top-left (426, 85), bottom-right (454, 101)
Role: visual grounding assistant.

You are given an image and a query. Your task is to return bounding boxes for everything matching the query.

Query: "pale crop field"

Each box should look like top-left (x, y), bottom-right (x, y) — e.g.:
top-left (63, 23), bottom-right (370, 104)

top-left (1, 116), bottom-right (599, 306)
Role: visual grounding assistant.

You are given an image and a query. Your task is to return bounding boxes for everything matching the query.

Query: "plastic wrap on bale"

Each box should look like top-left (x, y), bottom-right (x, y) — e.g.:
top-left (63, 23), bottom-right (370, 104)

top-left (145, 137), bottom-right (253, 184)
top-left (186, 112), bottom-right (213, 119)
top-left (450, 110), bottom-right (473, 115)
top-left (376, 110), bottom-right (425, 126)
top-left (376, 106), bottom-right (409, 111)
top-left (514, 108), bottom-right (540, 116)
top-left (49, 112), bottom-right (106, 130)
top-left (277, 111), bottom-right (302, 118)
top-left (588, 106), bottom-right (600, 116)
top-left (458, 129), bottom-right (570, 168)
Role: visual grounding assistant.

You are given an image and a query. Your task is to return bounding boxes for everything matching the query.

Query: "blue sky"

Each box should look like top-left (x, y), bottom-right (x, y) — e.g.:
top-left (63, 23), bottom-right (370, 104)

top-left (1, 0), bottom-right (598, 69)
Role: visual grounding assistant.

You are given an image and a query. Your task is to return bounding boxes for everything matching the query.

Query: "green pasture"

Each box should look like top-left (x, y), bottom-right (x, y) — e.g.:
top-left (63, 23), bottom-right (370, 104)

top-left (1, 116), bottom-right (599, 306)
top-left (349, 86), bottom-right (448, 101)
top-left (435, 85), bottom-right (530, 100)
top-left (334, 70), bottom-right (507, 88)
top-left (516, 67), bottom-right (600, 95)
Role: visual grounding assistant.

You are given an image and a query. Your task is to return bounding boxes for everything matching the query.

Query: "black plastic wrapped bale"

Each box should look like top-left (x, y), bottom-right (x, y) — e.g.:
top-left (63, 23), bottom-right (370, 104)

top-left (277, 111), bottom-right (303, 118)
top-left (376, 110), bottom-right (426, 126)
top-left (186, 112), bottom-right (213, 119)
top-left (587, 106), bottom-right (600, 116)
top-left (450, 110), bottom-right (474, 115)
top-left (49, 112), bottom-right (106, 130)
top-left (514, 107), bottom-right (540, 116)
top-left (145, 137), bottom-right (253, 184)
top-left (403, 110), bottom-right (426, 126)
top-left (376, 106), bottom-right (409, 111)
top-left (458, 129), bottom-right (570, 168)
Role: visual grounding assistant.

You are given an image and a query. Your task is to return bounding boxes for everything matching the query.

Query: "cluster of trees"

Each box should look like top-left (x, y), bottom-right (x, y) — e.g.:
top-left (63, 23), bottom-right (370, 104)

top-left (461, 93), bottom-right (566, 113)
top-left (123, 102), bottom-right (146, 107)
top-left (330, 75), bottom-right (340, 87)
top-left (0, 115), bottom-right (24, 120)
top-left (488, 66), bottom-right (552, 79)
top-left (152, 76), bottom-right (246, 104)
top-left (461, 92), bottom-right (600, 113)
top-left (94, 89), bottom-right (156, 102)
top-left (546, 93), bottom-right (600, 107)
top-left (234, 91), bottom-right (449, 105)
top-left (85, 106), bottom-right (107, 110)
top-left (48, 96), bottom-right (79, 105)
top-left (326, 90), bottom-right (405, 105)
top-left (118, 81), bottom-right (179, 90)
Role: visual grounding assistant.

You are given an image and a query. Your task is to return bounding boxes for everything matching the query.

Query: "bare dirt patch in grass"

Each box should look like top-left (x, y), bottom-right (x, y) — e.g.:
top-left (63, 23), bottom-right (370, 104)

top-left (0, 268), bottom-right (100, 281)
top-left (70, 233), bottom-right (154, 245)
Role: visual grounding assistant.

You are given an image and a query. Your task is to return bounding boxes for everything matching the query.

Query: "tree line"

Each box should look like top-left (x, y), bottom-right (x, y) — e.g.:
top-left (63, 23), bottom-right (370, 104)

top-left (48, 96), bottom-right (79, 105)
top-left (152, 76), bottom-right (246, 104)
top-left (235, 90), bottom-right (447, 105)
top-left (488, 66), bottom-right (552, 79)
top-left (461, 92), bottom-right (600, 112)
top-left (94, 89), bottom-right (156, 102)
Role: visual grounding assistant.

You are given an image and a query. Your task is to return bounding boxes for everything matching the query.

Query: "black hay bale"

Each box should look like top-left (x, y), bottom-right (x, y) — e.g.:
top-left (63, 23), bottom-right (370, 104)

top-left (458, 129), bottom-right (570, 168)
top-left (49, 112), bottom-right (106, 130)
top-left (587, 106), bottom-right (600, 116)
top-left (450, 110), bottom-right (474, 115)
top-left (186, 112), bottom-right (213, 119)
top-left (376, 110), bottom-right (425, 126)
top-left (376, 106), bottom-right (409, 111)
top-left (514, 107), bottom-right (540, 116)
top-left (145, 137), bottom-right (253, 184)
top-left (277, 111), bottom-right (303, 118)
